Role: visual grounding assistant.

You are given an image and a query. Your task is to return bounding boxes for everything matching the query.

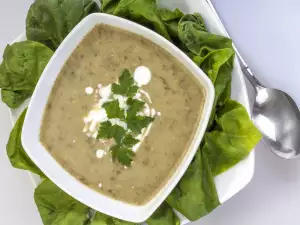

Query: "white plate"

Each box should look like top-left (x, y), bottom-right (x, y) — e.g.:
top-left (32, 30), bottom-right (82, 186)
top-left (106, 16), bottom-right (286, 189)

top-left (5, 0), bottom-right (254, 224)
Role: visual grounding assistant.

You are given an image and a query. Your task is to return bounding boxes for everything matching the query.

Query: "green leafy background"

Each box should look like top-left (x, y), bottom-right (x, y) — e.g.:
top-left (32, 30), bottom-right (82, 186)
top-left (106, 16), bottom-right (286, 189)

top-left (2, 0), bottom-right (262, 225)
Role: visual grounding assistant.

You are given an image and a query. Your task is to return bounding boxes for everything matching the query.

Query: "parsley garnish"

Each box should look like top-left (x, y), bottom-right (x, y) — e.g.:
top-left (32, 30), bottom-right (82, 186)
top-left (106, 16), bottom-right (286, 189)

top-left (127, 116), bottom-right (154, 134)
top-left (102, 100), bottom-right (125, 119)
top-left (111, 69), bottom-right (139, 97)
top-left (126, 98), bottom-right (154, 134)
top-left (97, 69), bottom-right (155, 166)
top-left (126, 98), bottom-right (145, 119)
top-left (122, 134), bottom-right (140, 147)
top-left (110, 145), bottom-right (135, 166)
top-left (97, 121), bottom-right (126, 144)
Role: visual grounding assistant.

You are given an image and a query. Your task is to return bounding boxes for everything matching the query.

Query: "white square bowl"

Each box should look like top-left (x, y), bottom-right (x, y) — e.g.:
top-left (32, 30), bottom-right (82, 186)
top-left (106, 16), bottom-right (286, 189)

top-left (21, 13), bottom-right (215, 223)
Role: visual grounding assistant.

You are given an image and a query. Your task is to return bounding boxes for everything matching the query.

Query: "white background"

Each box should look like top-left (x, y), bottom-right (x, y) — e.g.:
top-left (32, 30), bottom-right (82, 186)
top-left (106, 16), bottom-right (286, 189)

top-left (1, 0), bottom-right (300, 224)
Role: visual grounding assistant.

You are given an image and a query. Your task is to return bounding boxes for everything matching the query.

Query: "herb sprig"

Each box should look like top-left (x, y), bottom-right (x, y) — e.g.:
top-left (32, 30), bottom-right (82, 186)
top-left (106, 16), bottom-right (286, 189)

top-left (97, 69), bottom-right (155, 166)
top-left (111, 69), bottom-right (139, 97)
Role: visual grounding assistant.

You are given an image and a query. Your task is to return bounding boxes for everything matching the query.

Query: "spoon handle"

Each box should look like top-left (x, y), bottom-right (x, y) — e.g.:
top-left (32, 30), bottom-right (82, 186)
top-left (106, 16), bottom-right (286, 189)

top-left (206, 0), bottom-right (264, 91)
top-left (240, 63), bottom-right (264, 92)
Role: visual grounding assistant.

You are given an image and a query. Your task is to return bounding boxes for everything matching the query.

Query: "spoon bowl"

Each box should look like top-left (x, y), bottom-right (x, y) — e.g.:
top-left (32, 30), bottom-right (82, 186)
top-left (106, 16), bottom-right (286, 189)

top-left (252, 87), bottom-right (300, 159)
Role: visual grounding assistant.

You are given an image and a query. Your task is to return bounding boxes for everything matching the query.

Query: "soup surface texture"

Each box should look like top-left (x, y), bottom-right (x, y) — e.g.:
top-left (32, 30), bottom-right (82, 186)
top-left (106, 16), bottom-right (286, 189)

top-left (40, 24), bottom-right (205, 205)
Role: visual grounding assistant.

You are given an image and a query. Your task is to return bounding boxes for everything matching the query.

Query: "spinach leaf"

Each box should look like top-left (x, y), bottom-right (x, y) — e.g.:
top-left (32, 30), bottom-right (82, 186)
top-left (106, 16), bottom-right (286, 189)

top-left (34, 179), bottom-right (91, 225)
top-left (179, 14), bottom-right (207, 32)
top-left (26, 3), bottom-right (57, 50)
top-left (200, 49), bottom-right (235, 128)
top-left (158, 8), bottom-right (183, 42)
top-left (35, 179), bottom-right (137, 225)
top-left (26, 0), bottom-right (100, 50)
top-left (166, 13), bottom-right (261, 221)
top-left (100, 0), bottom-right (121, 14)
top-left (203, 100), bottom-right (262, 176)
top-left (83, 0), bottom-right (101, 17)
top-left (158, 8), bottom-right (183, 21)
top-left (167, 150), bottom-right (220, 221)
top-left (179, 14), bottom-right (232, 56)
top-left (90, 211), bottom-right (137, 225)
top-left (146, 202), bottom-right (180, 225)
top-left (1, 89), bottom-right (31, 109)
top-left (0, 41), bottom-right (53, 90)
top-left (178, 14), bottom-right (235, 128)
top-left (6, 109), bottom-right (44, 177)
top-left (178, 13), bottom-right (233, 82)
top-left (101, 0), bottom-right (170, 40)
top-left (0, 41), bottom-right (53, 108)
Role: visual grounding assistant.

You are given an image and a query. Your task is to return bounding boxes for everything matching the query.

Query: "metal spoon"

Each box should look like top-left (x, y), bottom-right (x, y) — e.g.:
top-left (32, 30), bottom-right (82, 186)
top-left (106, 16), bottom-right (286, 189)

top-left (207, 0), bottom-right (300, 159)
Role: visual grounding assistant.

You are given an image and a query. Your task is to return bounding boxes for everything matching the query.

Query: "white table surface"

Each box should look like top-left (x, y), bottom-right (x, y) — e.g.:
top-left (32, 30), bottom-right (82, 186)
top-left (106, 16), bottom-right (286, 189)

top-left (1, 0), bottom-right (300, 225)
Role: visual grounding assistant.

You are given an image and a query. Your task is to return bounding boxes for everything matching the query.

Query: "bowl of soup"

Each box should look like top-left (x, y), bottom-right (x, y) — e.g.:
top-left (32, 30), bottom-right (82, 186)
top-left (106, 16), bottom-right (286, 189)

top-left (22, 13), bottom-right (214, 222)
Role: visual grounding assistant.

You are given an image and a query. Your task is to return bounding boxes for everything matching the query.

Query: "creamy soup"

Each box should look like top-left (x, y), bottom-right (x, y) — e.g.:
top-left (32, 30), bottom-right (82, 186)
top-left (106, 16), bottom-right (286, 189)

top-left (40, 24), bottom-right (205, 205)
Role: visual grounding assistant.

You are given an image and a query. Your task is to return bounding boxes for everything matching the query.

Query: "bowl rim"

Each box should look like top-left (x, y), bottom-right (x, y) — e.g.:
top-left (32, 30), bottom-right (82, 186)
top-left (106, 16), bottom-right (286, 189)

top-left (21, 13), bottom-right (215, 222)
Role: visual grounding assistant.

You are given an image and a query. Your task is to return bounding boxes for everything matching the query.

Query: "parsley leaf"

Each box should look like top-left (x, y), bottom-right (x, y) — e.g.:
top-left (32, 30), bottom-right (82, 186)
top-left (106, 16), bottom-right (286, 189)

top-left (97, 121), bottom-right (126, 144)
top-left (126, 98), bottom-right (154, 134)
top-left (110, 125), bottom-right (126, 144)
top-left (127, 85), bottom-right (139, 97)
top-left (97, 121), bottom-right (113, 139)
top-left (111, 69), bottom-right (139, 97)
top-left (122, 134), bottom-right (140, 147)
top-left (102, 100), bottom-right (125, 119)
top-left (110, 145), bottom-right (135, 166)
top-left (126, 98), bottom-right (145, 119)
top-left (127, 116), bottom-right (155, 134)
